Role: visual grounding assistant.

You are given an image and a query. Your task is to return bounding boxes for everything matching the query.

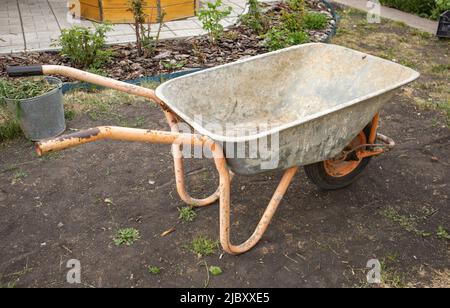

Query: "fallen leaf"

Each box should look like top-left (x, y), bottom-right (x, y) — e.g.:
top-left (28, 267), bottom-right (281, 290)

top-left (161, 228), bottom-right (176, 237)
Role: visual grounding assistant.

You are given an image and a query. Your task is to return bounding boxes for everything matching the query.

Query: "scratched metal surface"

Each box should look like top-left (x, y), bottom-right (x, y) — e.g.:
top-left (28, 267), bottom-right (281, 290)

top-left (156, 43), bottom-right (420, 175)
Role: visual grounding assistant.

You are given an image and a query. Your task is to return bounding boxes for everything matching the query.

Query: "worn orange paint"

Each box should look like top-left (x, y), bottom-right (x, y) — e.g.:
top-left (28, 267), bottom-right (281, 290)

top-left (36, 126), bottom-right (213, 156)
top-left (323, 131), bottom-right (367, 177)
top-left (369, 112), bottom-right (380, 144)
top-left (164, 110), bottom-right (224, 207)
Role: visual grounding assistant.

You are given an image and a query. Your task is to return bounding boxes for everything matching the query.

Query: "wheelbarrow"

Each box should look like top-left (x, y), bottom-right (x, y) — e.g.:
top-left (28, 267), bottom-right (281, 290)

top-left (6, 43), bottom-right (420, 255)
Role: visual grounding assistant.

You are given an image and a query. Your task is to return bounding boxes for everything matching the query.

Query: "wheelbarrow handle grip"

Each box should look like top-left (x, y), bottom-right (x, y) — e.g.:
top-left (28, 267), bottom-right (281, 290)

top-left (6, 65), bottom-right (44, 77)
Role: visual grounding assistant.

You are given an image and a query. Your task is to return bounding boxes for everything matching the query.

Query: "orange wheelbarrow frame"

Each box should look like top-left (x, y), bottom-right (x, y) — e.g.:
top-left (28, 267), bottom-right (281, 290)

top-left (8, 65), bottom-right (394, 255)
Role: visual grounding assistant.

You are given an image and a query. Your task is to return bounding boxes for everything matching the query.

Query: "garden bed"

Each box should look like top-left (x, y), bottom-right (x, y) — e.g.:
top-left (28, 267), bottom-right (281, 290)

top-left (0, 1), bottom-right (335, 82)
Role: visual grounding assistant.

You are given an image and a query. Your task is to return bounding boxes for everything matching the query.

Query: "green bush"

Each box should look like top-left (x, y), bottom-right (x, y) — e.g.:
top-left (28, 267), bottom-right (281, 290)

top-left (304, 12), bottom-right (328, 30)
top-left (281, 10), bottom-right (304, 32)
top-left (287, 0), bottom-right (306, 15)
top-left (198, 0), bottom-right (232, 43)
top-left (264, 27), bottom-right (309, 51)
top-left (263, 0), bottom-right (311, 51)
top-left (240, 0), bottom-right (268, 34)
top-left (433, 0), bottom-right (450, 18)
top-left (380, 0), bottom-right (449, 20)
top-left (56, 24), bottom-right (113, 69)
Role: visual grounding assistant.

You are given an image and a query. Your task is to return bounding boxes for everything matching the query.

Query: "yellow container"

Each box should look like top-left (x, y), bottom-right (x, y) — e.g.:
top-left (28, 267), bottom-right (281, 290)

top-left (72, 0), bottom-right (196, 23)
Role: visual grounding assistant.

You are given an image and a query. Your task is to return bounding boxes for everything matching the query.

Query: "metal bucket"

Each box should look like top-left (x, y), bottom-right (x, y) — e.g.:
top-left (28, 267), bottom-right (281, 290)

top-left (5, 77), bottom-right (66, 141)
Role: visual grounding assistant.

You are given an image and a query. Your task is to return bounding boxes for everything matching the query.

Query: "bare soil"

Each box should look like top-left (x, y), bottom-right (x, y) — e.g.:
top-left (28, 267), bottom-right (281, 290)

top-left (0, 7), bottom-right (449, 288)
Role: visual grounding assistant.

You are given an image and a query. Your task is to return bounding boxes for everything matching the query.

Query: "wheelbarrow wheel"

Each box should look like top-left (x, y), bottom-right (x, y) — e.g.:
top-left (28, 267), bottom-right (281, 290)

top-left (304, 124), bottom-right (374, 190)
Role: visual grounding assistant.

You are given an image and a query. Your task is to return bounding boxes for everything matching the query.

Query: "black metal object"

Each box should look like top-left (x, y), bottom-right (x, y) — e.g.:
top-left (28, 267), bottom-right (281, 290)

top-left (6, 65), bottom-right (44, 77)
top-left (436, 10), bottom-right (450, 38)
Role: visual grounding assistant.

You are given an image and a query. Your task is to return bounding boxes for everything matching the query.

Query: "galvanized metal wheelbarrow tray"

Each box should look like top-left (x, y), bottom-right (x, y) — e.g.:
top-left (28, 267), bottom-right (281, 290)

top-left (7, 43), bottom-right (420, 255)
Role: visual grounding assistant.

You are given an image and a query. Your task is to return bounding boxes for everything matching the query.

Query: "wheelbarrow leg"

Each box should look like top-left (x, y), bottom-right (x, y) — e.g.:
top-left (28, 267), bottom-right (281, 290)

top-left (214, 154), bottom-right (299, 255)
top-left (165, 111), bottom-right (231, 207)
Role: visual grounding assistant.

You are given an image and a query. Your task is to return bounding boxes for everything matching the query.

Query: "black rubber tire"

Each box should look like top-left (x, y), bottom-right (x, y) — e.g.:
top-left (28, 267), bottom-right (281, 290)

top-left (304, 124), bottom-right (374, 190)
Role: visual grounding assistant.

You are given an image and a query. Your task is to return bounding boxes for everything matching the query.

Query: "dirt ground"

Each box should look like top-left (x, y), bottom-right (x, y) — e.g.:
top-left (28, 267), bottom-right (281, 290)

top-left (0, 7), bottom-right (449, 288)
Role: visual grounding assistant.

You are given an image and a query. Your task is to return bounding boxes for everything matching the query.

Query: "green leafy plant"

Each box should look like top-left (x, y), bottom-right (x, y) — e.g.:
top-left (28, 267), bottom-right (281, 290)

top-left (0, 78), bottom-right (57, 101)
top-left (161, 60), bottom-right (187, 71)
top-left (11, 170), bottom-right (27, 185)
top-left (304, 12), bottom-right (328, 30)
top-left (114, 228), bottom-right (140, 246)
top-left (380, 0), bottom-right (448, 20)
top-left (198, 0), bottom-right (232, 43)
top-left (178, 206), bottom-right (197, 222)
top-left (191, 236), bottom-right (219, 257)
top-left (287, 0), bottom-right (306, 14)
top-left (264, 27), bottom-right (309, 51)
top-left (263, 0), bottom-right (310, 50)
top-left (436, 226), bottom-right (450, 240)
top-left (128, 0), bottom-right (166, 57)
top-left (209, 266), bottom-right (222, 276)
top-left (64, 108), bottom-right (76, 121)
top-left (148, 265), bottom-right (162, 274)
top-left (280, 10), bottom-right (304, 32)
top-left (240, 0), bottom-right (268, 34)
top-left (432, 0), bottom-right (450, 19)
top-left (56, 23), bottom-right (112, 69)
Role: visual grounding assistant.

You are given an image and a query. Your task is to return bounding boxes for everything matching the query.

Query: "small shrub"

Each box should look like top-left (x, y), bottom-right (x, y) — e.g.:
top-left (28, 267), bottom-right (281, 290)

top-left (56, 24), bottom-right (112, 69)
top-left (198, 0), bottom-right (232, 43)
top-left (114, 228), bottom-right (140, 246)
top-left (240, 0), bottom-right (268, 34)
top-left (304, 12), bottom-right (328, 30)
top-left (262, 0), bottom-right (310, 50)
top-left (128, 0), bottom-right (166, 57)
top-left (287, 0), bottom-right (306, 14)
top-left (379, 0), bottom-right (448, 20)
top-left (281, 11), bottom-right (304, 32)
top-left (432, 0), bottom-right (450, 19)
top-left (191, 236), bottom-right (219, 256)
top-left (264, 27), bottom-right (309, 51)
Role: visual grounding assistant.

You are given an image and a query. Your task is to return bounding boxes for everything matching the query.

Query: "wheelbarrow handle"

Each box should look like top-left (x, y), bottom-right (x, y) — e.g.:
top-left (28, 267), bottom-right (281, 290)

top-left (7, 65), bottom-right (164, 107)
top-left (6, 65), bottom-right (44, 77)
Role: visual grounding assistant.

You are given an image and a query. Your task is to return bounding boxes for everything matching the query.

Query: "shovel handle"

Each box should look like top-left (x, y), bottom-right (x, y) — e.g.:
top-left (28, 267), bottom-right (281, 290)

top-left (6, 65), bottom-right (44, 77)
